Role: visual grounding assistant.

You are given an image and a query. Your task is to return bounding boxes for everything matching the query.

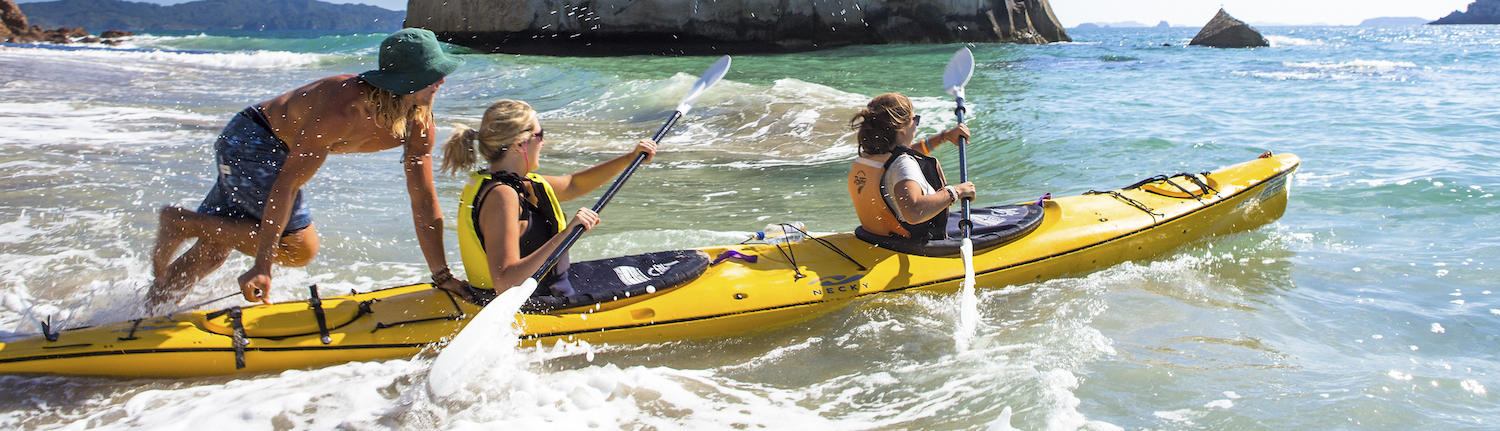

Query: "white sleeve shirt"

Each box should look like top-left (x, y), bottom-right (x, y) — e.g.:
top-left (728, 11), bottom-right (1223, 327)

top-left (881, 154), bottom-right (936, 224)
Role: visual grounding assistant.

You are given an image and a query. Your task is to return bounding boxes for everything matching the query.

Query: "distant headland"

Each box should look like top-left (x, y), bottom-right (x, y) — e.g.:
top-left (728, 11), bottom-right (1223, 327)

top-left (1430, 0), bottom-right (1500, 24)
top-left (16, 0), bottom-right (403, 31)
top-left (1358, 17), bottom-right (1430, 26)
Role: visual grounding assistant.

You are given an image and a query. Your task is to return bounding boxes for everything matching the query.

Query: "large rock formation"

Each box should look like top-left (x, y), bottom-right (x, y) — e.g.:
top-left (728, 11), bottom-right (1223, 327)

top-left (3, 0), bottom-right (29, 41)
top-left (406, 0), bottom-right (1071, 55)
top-left (1189, 8), bottom-right (1267, 48)
top-left (3, 0), bottom-right (115, 44)
top-left (1431, 0), bottom-right (1500, 24)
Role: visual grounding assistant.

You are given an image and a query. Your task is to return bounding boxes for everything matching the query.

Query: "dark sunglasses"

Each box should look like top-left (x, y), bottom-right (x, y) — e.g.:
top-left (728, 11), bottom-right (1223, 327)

top-left (910, 114), bottom-right (921, 125)
top-left (530, 129), bottom-right (545, 141)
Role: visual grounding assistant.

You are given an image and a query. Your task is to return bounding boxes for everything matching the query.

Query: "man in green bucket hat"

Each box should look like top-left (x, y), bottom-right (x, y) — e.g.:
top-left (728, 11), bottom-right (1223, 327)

top-left (147, 28), bottom-right (473, 310)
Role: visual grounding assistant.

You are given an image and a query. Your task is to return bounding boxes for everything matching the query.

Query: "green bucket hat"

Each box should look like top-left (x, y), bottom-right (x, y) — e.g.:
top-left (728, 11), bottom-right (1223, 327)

top-left (359, 28), bottom-right (465, 95)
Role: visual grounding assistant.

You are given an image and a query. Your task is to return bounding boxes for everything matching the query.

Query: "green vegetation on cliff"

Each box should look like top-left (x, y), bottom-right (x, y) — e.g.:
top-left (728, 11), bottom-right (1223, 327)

top-left (19, 0), bottom-right (403, 31)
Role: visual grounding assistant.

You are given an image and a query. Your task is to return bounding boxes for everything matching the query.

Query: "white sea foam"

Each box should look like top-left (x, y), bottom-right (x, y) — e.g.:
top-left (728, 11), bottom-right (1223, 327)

top-left (1285, 59), bottom-right (1418, 72)
top-left (0, 44), bottom-right (327, 70)
top-left (0, 212), bottom-right (44, 244)
top-left (1266, 35), bottom-right (1325, 46)
top-left (1241, 70), bottom-right (1327, 81)
top-left (0, 101), bottom-right (218, 148)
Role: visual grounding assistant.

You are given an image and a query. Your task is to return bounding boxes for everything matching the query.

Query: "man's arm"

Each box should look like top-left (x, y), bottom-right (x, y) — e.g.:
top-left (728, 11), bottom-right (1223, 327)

top-left (237, 138), bottom-right (331, 303)
top-left (403, 122), bottom-right (452, 278)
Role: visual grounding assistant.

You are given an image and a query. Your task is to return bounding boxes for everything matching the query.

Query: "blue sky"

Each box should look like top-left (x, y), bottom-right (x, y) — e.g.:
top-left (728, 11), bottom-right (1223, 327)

top-left (1052, 0), bottom-right (1475, 26)
top-left (14, 0), bottom-right (1482, 26)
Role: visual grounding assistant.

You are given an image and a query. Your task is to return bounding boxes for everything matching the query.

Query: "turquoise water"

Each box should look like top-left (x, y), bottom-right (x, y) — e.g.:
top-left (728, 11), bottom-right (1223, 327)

top-left (0, 26), bottom-right (1497, 429)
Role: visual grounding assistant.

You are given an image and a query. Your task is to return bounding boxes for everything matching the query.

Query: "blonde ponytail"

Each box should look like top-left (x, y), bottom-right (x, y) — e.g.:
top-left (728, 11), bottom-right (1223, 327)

top-left (438, 100), bottom-right (538, 175)
top-left (440, 125), bottom-right (481, 175)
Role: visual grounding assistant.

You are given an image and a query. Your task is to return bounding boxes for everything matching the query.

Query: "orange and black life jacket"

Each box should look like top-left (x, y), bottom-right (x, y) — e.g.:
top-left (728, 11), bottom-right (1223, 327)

top-left (847, 145), bottom-right (949, 240)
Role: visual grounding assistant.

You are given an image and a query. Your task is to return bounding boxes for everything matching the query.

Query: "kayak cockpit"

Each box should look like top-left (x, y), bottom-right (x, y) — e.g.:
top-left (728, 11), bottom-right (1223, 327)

top-left (854, 203), bottom-right (1045, 257)
top-left (522, 250), bottom-right (713, 313)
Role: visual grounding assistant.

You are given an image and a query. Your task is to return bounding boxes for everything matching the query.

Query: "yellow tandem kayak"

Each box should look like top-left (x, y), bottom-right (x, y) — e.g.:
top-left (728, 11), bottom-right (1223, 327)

top-left (0, 153), bottom-right (1298, 377)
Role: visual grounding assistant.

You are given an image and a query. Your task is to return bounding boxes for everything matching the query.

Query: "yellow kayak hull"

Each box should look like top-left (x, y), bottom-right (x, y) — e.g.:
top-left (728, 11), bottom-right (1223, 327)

top-left (0, 154), bottom-right (1298, 377)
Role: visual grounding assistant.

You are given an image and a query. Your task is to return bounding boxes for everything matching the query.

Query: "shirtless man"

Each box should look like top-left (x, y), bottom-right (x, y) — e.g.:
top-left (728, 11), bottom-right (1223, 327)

top-left (148, 29), bottom-right (469, 308)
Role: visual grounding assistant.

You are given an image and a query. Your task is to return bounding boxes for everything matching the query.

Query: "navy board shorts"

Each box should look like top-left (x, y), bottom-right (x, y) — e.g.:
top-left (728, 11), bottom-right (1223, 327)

top-left (196, 106), bottom-right (313, 235)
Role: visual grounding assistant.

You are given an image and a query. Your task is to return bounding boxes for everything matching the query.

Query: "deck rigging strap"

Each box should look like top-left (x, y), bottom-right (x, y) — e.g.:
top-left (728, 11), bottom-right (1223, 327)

top-left (744, 223), bottom-right (867, 280)
top-left (1085, 190), bottom-right (1164, 220)
top-left (1123, 174), bottom-right (1170, 191)
top-left (170, 291), bottom-right (240, 315)
top-left (40, 316), bottom-right (58, 342)
top-left (307, 285), bottom-right (331, 345)
top-left (790, 223), bottom-right (867, 271)
top-left (118, 318), bottom-right (143, 341)
top-left (207, 306), bottom-right (249, 369)
top-left (1161, 177), bottom-right (1206, 204)
top-left (372, 315), bottom-right (461, 333)
top-left (1184, 172), bottom-right (1219, 196)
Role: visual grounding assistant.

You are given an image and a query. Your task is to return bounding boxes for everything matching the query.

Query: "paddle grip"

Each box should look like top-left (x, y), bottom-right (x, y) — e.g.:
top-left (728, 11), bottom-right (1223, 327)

top-left (530, 110), bottom-right (685, 284)
top-left (954, 97), bottom-right (972, 236)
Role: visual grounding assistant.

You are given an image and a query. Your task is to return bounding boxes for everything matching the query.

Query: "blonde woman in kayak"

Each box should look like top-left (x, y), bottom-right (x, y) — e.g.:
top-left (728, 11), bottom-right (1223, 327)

top-left (441, 100), bottom-right (656, 299)
top-left (847, 93), bottom-right (973, 240)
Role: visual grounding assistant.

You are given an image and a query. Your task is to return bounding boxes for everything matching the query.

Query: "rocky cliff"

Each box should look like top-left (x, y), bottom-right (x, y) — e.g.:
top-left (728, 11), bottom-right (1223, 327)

top-left (405, 0), bottom-right (1070, 55)
top-left (3, 0), bottom-right (121, 44)
top-left (1431, 0), bottom-right (1500, 24)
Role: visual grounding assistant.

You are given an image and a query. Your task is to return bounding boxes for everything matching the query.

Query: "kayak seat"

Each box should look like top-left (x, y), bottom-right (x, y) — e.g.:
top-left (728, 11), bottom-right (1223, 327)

top-left (854, 204), bottom-right (1044, 257)
top-left (523, 250), bottom-right (712, 313)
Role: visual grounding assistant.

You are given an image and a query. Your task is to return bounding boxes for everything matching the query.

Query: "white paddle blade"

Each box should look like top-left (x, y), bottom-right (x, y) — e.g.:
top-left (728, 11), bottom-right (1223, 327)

top-left (944, 47), bottom-right (975, 99)
top-left (676, 55), bottom-right (732, 113)
top-left (955, 238), bottom-right (979, 351)
top-left (428, 278), bottom-right (538, 398)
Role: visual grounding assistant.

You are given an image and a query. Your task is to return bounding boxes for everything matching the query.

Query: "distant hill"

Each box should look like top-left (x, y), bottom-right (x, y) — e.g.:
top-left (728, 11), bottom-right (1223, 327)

top-left (1431, 0), bottom-right (1500, 24)
top-left (1359, 17), bottom-right (1431, 26)
top-left (18, 0), bottom-right (404, 31)
top-left (1076, 21), bottom-right (1152, 28)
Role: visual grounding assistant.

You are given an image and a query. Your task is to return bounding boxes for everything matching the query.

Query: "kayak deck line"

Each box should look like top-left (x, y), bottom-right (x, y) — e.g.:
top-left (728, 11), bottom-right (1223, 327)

top-left (0, 154), bottom-right (1299, 377)
top-left (0, 343), bottom-right (434, 365)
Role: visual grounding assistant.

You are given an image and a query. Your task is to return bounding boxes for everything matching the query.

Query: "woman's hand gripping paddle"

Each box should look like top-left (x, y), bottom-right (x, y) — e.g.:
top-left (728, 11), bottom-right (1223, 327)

top-left (428, 56), bottom-right (732, 397)
top-left (944, 47), bottom-right (979, 351)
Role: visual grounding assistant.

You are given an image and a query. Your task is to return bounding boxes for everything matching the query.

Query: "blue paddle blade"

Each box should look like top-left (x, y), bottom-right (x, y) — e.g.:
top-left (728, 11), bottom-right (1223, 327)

top-left (944, 47), bottom-right (974, 99)
top-left (677, 55), bottom-right (732, 113)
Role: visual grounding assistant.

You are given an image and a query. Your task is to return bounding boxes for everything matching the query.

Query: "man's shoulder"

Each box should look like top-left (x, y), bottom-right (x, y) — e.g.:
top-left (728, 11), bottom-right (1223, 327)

top-left (304, 76), bottom-right (369, 112)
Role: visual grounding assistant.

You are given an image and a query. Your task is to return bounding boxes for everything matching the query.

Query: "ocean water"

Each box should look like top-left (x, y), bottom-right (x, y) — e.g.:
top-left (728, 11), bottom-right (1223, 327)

top-left (0, 25), bottom-right (1497, 429)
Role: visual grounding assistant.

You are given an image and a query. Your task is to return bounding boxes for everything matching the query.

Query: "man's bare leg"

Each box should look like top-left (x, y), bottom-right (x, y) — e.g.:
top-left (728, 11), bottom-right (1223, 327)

top-left (147, 210), bottom-right (320, 309)
top-left (151, 206), bottom-right (198, 281)
top-left (147, 238), bottom-right (236, 308)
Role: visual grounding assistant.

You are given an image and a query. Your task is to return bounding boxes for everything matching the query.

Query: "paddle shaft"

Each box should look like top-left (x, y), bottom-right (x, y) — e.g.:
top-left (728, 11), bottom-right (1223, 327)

top-left (955, 97), bottom-right (971, 238)
top-left (529, 110), bottom-right (684, 283)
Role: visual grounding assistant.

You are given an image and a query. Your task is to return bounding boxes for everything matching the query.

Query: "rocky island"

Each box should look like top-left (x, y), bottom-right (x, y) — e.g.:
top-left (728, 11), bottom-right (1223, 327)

top-left (407, 0), bottom-right (1071, 55)
top-left (1189, 8), bottom-right (1267, 48)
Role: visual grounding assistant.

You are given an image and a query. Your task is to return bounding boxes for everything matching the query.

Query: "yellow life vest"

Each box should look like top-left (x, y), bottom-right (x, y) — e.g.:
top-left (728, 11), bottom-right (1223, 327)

top-left (458, 171), bottom-right (566, 289)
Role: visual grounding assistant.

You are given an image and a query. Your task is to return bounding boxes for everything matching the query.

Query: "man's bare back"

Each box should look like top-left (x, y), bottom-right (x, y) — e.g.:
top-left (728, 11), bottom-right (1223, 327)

top-left (259, 75), bottom-right (407, 155)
